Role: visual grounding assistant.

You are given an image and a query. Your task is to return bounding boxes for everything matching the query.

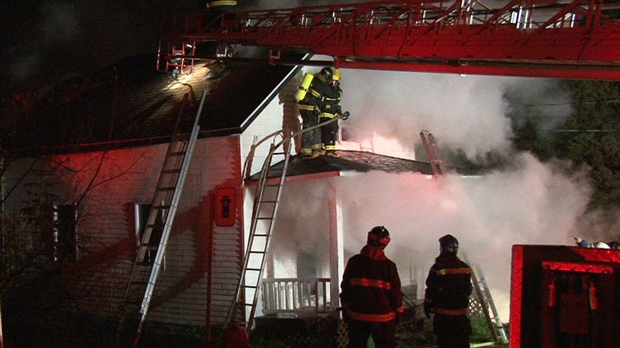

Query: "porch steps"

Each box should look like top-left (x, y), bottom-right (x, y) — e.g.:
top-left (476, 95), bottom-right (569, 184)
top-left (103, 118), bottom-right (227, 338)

top-left (115, 90), bottom-right (207, 347)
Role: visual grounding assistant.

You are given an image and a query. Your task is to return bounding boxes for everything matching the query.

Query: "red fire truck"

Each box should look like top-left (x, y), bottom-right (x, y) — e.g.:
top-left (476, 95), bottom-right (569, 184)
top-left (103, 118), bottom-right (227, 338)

top-left (510, 245), bottom-right (620, 347)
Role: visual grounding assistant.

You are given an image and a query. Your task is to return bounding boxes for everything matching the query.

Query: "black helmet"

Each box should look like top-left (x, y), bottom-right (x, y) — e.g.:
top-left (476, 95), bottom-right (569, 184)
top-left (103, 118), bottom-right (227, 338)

top-left (439, 234), bottom-right (459, 255)
top-left (320, 67), bottom-right (336, 81)
top-left (367, 226), bottom-right (391, 248)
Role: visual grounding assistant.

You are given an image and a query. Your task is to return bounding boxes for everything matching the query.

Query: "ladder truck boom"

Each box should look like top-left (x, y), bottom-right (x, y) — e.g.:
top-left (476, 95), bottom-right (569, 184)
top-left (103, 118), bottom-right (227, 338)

top-left (158, 0), bottom-right (620, 80)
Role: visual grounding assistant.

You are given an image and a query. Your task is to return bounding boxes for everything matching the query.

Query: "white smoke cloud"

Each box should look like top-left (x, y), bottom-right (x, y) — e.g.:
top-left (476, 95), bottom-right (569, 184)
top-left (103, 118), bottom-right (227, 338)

top-left (271, 69), bottom-right (591, 322)
top-left (341, 69), bottom-right (571, 161)
top-left (274, 152), bottom-right (592, 320)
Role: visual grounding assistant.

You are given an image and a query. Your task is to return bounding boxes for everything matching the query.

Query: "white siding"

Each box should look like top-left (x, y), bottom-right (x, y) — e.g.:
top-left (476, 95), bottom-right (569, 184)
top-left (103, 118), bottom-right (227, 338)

top-left (4, 135), bottom-right (246, 327)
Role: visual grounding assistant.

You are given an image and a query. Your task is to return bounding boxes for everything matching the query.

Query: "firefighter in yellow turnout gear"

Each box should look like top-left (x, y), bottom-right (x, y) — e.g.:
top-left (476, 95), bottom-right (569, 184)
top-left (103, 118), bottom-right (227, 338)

top-left (296, 67), bottom-right (343, 159)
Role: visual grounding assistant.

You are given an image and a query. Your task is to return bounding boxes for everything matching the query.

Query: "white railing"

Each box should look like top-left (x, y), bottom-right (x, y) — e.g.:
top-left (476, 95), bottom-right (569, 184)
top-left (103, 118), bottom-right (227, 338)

top-left (261, 278), bottom-right (332, 315)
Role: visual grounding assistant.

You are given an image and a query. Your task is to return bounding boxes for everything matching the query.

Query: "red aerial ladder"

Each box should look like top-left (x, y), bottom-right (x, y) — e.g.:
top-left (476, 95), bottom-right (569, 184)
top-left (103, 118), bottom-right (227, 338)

top-left (157, 0), bottom-right (620, 80)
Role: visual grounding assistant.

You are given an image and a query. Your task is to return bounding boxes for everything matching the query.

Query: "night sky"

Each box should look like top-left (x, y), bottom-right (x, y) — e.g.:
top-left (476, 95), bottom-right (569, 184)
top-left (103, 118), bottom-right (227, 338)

top-left (1, 0), bottom-right (201, 96)
top-left (0, 0), bottom-right (365, 97)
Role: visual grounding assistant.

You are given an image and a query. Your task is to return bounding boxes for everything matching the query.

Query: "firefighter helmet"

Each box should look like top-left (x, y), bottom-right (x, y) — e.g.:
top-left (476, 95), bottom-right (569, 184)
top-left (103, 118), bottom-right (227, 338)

top-left (332, 68), bottom-right (342, 81)
top-left (590, 241), bottom-right (611, 249)
top-left (320, 67), bottom-right (341, 82)
top-left (367, 226), bottom-right (391, 248)
top-left (439, 234), bottom-right (459, 255)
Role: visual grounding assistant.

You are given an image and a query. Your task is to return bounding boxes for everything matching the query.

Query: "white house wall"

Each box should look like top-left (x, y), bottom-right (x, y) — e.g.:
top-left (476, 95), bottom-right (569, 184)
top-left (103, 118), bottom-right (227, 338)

top-left (4, 135), bottom-right (245, 328)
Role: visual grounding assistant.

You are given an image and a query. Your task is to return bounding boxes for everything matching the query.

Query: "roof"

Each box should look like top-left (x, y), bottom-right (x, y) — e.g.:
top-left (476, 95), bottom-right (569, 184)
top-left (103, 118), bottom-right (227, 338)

top-left (4, 53), bottom-right (301, 154)
top-left (246, 150), bottom-right (478, 182)
top-left (5, 53), bottom-right (479, 178)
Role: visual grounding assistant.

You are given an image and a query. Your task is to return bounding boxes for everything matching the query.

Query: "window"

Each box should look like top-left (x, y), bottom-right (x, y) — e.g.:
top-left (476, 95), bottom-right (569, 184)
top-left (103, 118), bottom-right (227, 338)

top-left (53, 204), bottom-right (78, 264)
top-left (135, 203), bottom-right (165, 267)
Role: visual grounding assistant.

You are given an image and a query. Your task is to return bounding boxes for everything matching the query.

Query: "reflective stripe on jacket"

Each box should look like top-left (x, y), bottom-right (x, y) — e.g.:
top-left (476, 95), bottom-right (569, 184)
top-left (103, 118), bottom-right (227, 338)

top-left (424, 253), bottom-right (473, 316)
top-left (340, 244), bottom-right (404, 323)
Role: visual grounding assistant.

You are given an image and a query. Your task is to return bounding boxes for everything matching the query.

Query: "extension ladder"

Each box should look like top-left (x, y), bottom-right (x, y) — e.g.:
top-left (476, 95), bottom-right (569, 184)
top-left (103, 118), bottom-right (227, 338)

top-left (472, 264), bottom-right (509, 344)
top-left (223, 114), bottom-right (347, 334)
top-left (224, 132), bottom-right (292, 331)
top-left (420, 129), bottom-right (447, 178)
top-left (116, 90), bottom-right (207, 347)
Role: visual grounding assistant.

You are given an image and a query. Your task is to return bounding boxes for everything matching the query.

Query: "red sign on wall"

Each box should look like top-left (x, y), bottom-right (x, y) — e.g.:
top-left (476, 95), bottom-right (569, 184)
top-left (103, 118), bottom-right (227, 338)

top-left (216, 187), bottom-right (236, 226)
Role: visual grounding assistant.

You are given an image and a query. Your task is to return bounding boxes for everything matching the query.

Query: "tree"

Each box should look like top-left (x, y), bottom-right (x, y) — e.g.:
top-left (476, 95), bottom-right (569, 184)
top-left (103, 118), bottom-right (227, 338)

top-left (513, 80), bottom-right (620, 212)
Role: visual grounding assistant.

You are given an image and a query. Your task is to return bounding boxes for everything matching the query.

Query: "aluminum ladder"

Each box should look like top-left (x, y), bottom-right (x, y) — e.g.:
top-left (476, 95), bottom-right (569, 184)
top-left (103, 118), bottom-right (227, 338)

top-left (224, 131), bottom-right (292, 333)
top-left (223, 114), bottom-right (347, 335)
top-left (116, 90), bottom-right (207, 347)
top-left (420, 129), bottom-right (447, 178)
top-left (472, 264), bottom-right (509, 344)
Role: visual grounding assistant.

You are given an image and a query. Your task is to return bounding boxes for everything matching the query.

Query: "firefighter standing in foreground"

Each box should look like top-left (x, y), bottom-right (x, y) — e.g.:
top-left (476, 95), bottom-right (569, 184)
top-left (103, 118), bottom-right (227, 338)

top-left (340, 226), bottom-right (405, 348)
top-left (424, 234), bottom-right (473, 348)
top-left (296, 67), bottom-right (343, 159)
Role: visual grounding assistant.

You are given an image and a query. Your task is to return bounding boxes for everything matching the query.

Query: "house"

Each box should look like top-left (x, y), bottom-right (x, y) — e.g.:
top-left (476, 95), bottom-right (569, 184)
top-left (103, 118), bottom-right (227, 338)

top-left (1, 52), bottom-right (455, 344)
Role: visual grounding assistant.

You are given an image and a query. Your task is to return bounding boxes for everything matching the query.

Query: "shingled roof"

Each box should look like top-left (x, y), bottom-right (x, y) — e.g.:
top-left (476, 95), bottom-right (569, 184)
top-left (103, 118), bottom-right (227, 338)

top-left (5, 52), bottom-right (477, 178)
top-left (5, 53), bottom-right (301, 154)
top-left (246, 150), bottom-right (479, 182)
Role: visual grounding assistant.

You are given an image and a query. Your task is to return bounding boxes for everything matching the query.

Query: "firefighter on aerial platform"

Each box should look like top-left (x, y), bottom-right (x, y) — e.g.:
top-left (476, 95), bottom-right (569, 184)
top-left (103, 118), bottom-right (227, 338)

top-left (319, 68), bottom-right (343, 157)
top-left (424, 234), bottom-right (473, 348)
top-left (340, 226), bottom-right (405, 348)
top-left (296, 67), bottom-right (343, 159)
top-left (573, 236), bottom-right (620, 249)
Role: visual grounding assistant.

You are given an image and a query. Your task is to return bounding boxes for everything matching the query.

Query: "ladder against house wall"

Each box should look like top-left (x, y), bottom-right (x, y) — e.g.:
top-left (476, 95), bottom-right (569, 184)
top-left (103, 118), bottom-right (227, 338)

top-left (223, 114), bottom-right (347, 335)
top-left (224, 131), bottom-right (292, 332)
top-left (420, 129), bottom-right (447, 178)
top-left (470, 264), bottom-right (509, 345)
top-left (116, 90), bottom-right (207, 347)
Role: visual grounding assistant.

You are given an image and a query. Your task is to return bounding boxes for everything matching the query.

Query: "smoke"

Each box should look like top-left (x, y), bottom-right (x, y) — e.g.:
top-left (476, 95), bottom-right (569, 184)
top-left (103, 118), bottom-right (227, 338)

top-left (273, 154), bottom-right (592, 320)
top-left (342, 69), bottom-right (573, 162)
top-left (271, 69), bottom-right (591, 321)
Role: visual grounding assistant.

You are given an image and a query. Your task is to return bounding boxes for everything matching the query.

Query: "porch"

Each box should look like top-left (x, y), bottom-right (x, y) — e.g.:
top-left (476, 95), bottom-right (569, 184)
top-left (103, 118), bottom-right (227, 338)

top-left (260, 277), bottom-right (333, 315)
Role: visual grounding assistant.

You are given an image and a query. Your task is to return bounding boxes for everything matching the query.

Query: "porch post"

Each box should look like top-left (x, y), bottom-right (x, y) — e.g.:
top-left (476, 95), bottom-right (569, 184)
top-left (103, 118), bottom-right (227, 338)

top-left (328, 184), bottom-right (344, 311)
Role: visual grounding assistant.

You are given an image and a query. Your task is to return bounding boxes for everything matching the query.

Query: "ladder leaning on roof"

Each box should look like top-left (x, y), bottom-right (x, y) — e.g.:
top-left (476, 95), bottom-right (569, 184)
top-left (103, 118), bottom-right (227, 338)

top-left (223, 113), bottom-right (348, 335)
top-left (420, 129), bottom-right (447, 178)
top-left (115, 90), bottom-right (207, 348)
top-left (223, 130), bottom-right (292, 334)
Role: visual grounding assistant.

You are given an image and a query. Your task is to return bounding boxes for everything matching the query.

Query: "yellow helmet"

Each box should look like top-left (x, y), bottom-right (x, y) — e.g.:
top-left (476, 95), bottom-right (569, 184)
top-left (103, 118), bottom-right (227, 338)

top-left (332, 68), bottom-right (342, 81)
top-left (320, 67), bottom-right (341, 82)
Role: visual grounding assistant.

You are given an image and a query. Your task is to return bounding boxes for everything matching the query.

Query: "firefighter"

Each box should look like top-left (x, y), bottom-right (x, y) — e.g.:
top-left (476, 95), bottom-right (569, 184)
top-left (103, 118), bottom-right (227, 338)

top-left (319, 67), bottom-right (343, 157)
top-left (340, 226), bottom-right (405, 348)
top-left (424, 234), bottom-right (473, 348)
top-left (297, 67), bottom-right (341, 159)
top-left (573, 236), bottom-right (612, 248)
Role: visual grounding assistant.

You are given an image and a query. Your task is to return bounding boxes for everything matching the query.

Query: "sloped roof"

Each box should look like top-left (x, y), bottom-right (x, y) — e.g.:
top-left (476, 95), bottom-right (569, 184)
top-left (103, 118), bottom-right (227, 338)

top-left (5, 53), bottom-right (478, 178)
top-left (5, 53), bottom-right (301, 154)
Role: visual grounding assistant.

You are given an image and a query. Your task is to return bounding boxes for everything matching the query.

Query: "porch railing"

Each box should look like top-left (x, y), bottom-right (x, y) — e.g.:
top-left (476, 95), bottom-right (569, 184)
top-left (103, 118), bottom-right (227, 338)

top-left (261, 278), bottom-right (332, 315)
